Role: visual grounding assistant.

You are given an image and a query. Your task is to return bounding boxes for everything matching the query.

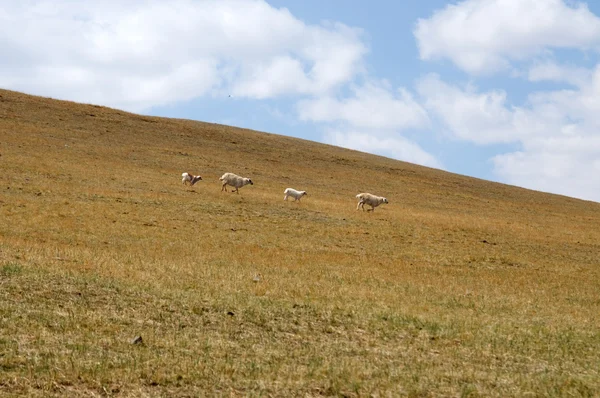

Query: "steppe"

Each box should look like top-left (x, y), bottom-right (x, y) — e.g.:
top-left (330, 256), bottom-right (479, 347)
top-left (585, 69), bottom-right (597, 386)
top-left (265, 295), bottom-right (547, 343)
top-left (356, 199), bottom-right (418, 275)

top-left (1, 89), bottom-right (598, 396)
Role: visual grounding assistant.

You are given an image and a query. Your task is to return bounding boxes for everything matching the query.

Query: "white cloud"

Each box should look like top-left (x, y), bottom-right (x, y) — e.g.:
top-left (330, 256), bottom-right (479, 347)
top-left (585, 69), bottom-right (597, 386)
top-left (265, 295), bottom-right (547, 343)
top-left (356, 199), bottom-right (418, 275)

top-left (417, 69), bottom-right (600, 202)
top-left (416, 74), bottom-right (526, 144)
top-left (492, 148), bottom-right (600, 202)
top-left (528, 61), bottom-right (592, 87)
top-left (493, 67), bottom-right (600, 201)
top-left (232, 56), bottom-right (311, 99)
top-left (326, 131), bottom-right (443, 169)
top-left (297, 80), bottom-right (441, 168)
top-left (415, 0), bottom-right (600, 74)
top-left (297, 81), bottom-right (430, 130)
top-left (527, 66), bottom-right (600, 126)
top-left (0, 0), bottom-right (366, 111)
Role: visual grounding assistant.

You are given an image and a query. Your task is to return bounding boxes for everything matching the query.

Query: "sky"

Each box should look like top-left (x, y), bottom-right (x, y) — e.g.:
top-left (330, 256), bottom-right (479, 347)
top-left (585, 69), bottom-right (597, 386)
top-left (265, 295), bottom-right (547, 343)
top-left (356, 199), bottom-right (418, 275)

top-left (2, 0), bottom-right (600, 202)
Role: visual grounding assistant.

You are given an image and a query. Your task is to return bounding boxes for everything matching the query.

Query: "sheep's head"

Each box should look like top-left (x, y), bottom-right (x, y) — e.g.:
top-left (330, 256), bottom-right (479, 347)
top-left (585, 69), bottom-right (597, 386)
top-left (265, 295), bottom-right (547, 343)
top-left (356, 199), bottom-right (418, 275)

top-left (191, 176), bottom-right (202, 185)
top-left (246, 178), bottom-right (254, 185)
top-left (302, 191), bottom-right (308, 197)
top-left (382, 198), bottom-right (389, 204)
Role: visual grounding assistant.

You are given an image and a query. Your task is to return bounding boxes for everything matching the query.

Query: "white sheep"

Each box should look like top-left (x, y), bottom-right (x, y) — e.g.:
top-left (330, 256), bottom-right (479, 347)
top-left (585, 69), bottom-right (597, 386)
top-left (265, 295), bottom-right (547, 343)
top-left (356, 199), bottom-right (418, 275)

top-left (220, 172), bottom-right (253, 193)
top-left (182, 172), bottom-right (202, 186)
top-left (283, 188), bottom-right (308, 202)
top-left (356, 193), bottom-right (388, 211)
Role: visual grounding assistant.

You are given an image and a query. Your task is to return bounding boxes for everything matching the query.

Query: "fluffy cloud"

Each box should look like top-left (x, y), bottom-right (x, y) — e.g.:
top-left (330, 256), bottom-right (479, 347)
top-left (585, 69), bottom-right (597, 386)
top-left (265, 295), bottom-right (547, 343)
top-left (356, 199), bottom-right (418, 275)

top-left (527, 61), bottom-right (592, 87)
top-left (416, 74), bottom-right (523, 144)
top-left (298, 80), bottom-right (441, 168)
top-left (414, 0), bottom-right (600, 201)
top-left (493, 67), bottom-right (600, 201)
top-left (414, 0), bottom-right (600, 74)
top-left (493, 148), bottom-right (600, 202)
top-left (297, 81), bottom-right (429, 130)
top-left (0, 0), bottom-right (366, 110)
top-left (325, 131), bottom-right (443, 169)
top-left (417, 69), bottom-right (600, 201)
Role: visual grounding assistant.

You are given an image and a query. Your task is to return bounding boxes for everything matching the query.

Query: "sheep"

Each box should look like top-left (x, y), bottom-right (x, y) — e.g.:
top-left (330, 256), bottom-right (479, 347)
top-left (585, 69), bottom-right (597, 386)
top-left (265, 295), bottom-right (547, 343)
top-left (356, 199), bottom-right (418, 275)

top-left (182, 172), bottom-right (202, 186)
top-left (356, 192), bottom-right (388, 212)
top-left (283, 188), bottom-right (307, 202)
top-left (220, 172), bottom-right (253, 193)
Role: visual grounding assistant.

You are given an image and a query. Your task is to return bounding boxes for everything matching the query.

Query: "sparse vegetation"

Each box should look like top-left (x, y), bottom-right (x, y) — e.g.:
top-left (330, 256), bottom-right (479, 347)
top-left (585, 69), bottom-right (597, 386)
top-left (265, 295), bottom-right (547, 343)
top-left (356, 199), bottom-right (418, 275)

top-left (1, 88), bottom-right (599, 396)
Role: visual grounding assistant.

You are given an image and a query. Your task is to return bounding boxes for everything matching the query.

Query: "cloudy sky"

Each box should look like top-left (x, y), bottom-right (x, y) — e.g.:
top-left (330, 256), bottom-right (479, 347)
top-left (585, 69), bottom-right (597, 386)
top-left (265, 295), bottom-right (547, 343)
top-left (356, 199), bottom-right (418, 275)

top-left (2, 0), bottom-right (600, 202)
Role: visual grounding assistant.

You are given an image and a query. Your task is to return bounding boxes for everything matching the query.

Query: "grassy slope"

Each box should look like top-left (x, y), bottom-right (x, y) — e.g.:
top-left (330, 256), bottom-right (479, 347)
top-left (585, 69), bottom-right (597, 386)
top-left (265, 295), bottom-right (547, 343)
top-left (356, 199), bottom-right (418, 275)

top-left (1, 88), bottom-right (599, 397)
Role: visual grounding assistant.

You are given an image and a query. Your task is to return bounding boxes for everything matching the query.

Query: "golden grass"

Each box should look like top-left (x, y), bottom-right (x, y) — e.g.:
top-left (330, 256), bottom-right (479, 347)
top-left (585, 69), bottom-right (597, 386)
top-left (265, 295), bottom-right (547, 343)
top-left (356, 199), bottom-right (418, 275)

top-left (1, 88), bottom-right (599, 397)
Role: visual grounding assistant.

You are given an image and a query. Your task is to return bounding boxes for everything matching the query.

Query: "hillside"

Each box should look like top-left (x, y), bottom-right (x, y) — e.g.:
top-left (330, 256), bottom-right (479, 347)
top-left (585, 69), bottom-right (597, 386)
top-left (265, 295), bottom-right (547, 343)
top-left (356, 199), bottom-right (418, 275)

top-left (1, 88), bottom-right (599, 397)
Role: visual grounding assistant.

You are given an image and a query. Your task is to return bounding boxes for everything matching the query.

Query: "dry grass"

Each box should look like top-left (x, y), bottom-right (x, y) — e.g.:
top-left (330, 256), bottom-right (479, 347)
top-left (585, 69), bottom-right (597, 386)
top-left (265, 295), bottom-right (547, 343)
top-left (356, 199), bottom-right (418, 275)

top-left (1, 88), bottom-right (599, 397)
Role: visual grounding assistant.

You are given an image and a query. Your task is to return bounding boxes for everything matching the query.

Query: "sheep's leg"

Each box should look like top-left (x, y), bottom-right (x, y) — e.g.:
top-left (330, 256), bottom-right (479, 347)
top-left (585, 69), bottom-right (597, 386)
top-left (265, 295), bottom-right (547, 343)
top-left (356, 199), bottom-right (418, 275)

top-left (284, 195), bottom-right (288, 201)
top-left (221, 183), bottom-right (227, 192)
top-left (357, 201), bottom-right (363, 211)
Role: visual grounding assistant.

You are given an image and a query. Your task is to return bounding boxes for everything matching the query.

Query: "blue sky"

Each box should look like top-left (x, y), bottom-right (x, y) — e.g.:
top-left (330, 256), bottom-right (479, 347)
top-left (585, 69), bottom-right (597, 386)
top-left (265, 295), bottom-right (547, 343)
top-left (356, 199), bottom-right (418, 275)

top-left (2, 0), bottom-right (600, 201)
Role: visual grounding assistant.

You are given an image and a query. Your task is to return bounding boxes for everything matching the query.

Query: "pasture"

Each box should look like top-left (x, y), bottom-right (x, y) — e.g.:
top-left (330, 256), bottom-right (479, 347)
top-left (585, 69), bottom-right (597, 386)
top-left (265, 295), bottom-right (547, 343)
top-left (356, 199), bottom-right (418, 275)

top-left (1, 89), bottom-right (599, 396)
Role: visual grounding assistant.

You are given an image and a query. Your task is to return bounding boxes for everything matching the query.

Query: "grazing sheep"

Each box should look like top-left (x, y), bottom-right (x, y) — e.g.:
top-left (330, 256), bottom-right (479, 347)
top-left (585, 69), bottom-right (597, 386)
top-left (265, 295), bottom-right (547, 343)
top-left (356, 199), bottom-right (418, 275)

top-left (356, 193), bottom-right (388, 212)
top-left (182, 172), bottom-right (202, 186)
top-left (284, 188), bottom-right (308, 202)
top-left (220, 172), bottom-right (253, 193)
